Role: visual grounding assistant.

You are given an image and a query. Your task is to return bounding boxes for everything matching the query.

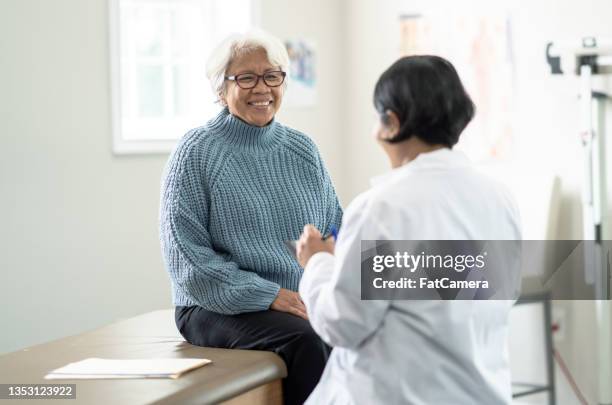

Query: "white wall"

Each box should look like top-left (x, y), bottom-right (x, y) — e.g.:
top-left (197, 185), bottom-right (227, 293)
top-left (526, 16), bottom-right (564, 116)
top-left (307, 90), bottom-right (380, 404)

top-left (0, 0), bottom-right (346, 354)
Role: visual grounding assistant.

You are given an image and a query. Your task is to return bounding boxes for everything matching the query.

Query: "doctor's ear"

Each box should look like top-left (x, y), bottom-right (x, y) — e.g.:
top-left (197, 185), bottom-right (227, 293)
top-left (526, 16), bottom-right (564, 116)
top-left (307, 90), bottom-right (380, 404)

top-left (380, 110), bottom-right (400, 139)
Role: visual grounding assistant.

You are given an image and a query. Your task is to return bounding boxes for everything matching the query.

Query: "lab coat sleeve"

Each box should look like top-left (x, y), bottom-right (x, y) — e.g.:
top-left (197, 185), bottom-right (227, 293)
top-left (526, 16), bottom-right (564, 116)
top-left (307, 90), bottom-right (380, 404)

top-left (299, 195), bottom-right (391, 349)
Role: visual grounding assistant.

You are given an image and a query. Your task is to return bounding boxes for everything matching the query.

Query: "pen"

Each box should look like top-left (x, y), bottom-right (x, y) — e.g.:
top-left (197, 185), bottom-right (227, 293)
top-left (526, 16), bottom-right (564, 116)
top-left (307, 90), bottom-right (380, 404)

top-left (322, 226), bottom-right (338, 241)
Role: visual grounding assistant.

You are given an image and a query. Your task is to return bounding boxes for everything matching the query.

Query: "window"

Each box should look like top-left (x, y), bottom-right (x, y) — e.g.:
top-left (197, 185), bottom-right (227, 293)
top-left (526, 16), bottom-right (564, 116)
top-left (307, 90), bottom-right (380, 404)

top-left (109, 0), bottom-right (254, 153)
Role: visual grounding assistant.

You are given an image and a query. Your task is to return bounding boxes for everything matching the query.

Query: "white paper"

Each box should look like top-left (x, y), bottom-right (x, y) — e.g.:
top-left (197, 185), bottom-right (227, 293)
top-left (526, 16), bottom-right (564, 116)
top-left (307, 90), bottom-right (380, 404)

top-left (45, 358), bottom-right (211, 380)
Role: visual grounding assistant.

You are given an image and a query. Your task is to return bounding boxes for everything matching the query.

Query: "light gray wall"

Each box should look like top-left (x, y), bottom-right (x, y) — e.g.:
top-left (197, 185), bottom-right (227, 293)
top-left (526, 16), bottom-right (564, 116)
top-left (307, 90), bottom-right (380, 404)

top-left (0, 0), bottom-right (347, 354)
top-left (0, 0), bottom-right (172, 354)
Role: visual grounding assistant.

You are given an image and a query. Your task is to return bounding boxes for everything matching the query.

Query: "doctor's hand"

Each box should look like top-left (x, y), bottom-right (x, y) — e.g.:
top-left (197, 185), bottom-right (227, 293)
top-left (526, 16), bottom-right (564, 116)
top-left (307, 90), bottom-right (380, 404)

top-left (296, 224), bottom-right (335, 268)
top-left (271, 288), bottom-right (308, 320)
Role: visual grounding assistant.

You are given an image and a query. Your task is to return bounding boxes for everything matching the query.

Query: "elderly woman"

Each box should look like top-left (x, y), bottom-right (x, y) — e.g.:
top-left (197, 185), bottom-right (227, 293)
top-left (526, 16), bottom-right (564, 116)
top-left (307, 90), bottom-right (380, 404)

top-left (296, 55), bottom-right (521, 404)
top-left (160, 30), bottom-right (342, 405)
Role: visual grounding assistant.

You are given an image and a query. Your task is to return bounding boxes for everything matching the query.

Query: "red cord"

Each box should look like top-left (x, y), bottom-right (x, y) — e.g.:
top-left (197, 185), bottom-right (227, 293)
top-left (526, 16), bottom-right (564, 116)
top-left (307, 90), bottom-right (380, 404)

top-left (553, 348), bottom-right (589, 405)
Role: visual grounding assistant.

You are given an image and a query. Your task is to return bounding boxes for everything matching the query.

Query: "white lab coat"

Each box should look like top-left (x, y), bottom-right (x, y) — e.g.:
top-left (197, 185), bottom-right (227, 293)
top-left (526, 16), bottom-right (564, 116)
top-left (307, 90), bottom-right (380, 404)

top-left (299, 148), bottom-right (521, 405)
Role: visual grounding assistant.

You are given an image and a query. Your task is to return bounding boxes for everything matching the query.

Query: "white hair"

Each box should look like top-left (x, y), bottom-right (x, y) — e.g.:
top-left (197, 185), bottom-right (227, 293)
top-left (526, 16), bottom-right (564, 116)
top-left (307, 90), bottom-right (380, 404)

top-left (206, 29), bottom-right (290, 101)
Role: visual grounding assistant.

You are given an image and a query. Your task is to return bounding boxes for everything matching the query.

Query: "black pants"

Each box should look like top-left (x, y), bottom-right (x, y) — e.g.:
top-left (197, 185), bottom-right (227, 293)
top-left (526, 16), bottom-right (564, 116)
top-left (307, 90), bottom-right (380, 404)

top-left (175, 306), bottom-right (331, 405)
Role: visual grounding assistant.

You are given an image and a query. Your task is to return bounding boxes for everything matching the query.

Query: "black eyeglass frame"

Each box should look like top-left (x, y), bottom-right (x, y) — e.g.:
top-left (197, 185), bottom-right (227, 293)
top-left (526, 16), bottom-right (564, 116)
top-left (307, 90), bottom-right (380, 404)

top-left (224, 71), bottom-right (287, 89)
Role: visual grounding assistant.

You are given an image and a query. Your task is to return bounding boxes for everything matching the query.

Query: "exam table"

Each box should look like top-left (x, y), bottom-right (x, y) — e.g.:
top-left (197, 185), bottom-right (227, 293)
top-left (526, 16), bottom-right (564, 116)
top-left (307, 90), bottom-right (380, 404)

top-left (0, 310), bottom-right (286, 404)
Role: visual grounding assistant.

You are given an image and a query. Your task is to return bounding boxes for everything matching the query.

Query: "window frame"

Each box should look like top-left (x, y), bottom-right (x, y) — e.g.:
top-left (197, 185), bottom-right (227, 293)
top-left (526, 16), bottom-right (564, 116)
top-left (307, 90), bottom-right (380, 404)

top-left (108, 0), bottom-right (260, 154)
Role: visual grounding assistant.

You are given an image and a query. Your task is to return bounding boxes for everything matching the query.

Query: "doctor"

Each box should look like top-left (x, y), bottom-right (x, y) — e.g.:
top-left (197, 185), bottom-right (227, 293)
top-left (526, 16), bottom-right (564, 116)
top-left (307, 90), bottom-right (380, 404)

top-left (296, 55), bottom-right (521, 404)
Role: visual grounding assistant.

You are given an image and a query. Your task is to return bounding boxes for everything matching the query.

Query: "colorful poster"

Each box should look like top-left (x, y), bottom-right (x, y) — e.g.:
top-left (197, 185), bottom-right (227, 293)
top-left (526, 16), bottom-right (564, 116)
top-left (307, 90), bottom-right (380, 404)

top-left (284, 39), bottom-right (317, 107)
top-left (400, 13), bottom-right (516, 161)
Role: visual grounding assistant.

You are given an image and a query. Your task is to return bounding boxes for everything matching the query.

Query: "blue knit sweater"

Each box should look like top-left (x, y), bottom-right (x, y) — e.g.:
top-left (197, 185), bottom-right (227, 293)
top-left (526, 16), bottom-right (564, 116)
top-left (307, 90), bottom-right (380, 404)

top-left (160, 108), bottom-right (343, 314)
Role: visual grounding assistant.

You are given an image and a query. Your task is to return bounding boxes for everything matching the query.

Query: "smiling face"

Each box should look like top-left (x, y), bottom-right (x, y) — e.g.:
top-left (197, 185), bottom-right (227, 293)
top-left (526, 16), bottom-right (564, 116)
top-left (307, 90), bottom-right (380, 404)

top-left (221, 48), bottom-right (284, 127)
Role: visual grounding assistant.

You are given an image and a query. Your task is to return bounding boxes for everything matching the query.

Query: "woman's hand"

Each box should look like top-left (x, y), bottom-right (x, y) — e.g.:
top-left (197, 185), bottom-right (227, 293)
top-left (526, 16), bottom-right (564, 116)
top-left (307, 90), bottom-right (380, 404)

top-left (296, 224), bottom-right (335, 268)
top-left (270, 288), bottom-right (308, 320)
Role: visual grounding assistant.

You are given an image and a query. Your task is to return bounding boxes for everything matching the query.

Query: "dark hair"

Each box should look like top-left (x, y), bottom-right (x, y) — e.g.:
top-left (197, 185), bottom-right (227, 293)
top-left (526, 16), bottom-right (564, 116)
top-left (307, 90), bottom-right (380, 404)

top-left (373, 55), bottom-right (475, 147)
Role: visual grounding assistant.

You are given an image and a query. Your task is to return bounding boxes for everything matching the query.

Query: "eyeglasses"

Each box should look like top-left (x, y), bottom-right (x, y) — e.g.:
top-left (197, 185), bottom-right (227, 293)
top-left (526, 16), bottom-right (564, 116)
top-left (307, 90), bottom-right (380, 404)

top-left (224, 71), bottom-right (286, 89)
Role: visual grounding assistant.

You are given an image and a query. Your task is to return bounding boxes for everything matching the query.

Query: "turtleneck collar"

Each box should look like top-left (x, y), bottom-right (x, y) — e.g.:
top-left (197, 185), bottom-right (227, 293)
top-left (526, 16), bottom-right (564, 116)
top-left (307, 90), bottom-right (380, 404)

top-left (206, 107), bottom-right (284, 153)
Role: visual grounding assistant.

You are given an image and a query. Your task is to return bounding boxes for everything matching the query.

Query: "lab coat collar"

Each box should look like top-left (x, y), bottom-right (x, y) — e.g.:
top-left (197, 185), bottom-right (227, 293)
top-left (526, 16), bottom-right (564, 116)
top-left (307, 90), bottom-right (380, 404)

top-left (369, 148), bottom-right (470, 187)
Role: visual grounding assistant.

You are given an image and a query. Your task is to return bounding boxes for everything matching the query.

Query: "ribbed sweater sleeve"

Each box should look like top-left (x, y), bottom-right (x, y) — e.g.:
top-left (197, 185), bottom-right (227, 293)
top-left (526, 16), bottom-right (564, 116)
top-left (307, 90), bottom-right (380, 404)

top-left (316, 146), bottom-right (343, 236)
top-left (160, 132), bottom-right (280, 314)
top-left (281, 127), bottom-right (343, 237)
